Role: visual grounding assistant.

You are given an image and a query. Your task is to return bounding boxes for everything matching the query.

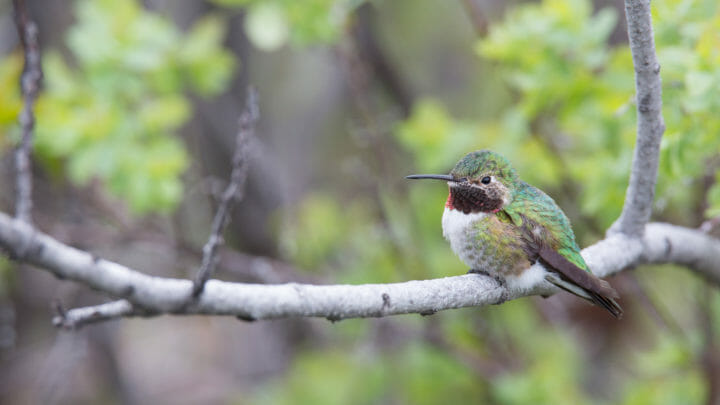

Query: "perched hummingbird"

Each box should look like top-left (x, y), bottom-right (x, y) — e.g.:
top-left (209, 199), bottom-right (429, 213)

top-left (407, 150), bottom-right (623, 318)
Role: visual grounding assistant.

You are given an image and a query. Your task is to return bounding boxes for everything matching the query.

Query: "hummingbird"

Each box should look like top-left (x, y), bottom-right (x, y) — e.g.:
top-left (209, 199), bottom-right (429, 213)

top-left (407, 150), bottom-right (623, 318)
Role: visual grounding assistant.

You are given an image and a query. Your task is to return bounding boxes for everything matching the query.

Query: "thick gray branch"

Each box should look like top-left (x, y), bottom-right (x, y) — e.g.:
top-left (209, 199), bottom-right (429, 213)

top-left (611, 0), bottom-right (665, 237)
top-left (1, 212), bottom-right (718, 327)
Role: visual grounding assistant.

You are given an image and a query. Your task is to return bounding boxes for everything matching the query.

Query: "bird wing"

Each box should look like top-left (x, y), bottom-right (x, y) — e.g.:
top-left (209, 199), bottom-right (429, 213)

top-left (537, 246), bottom-right (619, 299)
top-left (505, 182), bottom-right (623, 318)
top-left (505, 182), bottom-right (589, 267)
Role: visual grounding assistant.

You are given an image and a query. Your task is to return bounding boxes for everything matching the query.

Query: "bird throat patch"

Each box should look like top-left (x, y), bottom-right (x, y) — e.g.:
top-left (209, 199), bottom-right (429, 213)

top-left (447, 185), bottom-right (504, 214)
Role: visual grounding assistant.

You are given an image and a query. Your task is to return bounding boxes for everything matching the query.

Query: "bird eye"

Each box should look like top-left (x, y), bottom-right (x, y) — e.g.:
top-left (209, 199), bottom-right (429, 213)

top-left (481, 176), bottom-right (491, 185)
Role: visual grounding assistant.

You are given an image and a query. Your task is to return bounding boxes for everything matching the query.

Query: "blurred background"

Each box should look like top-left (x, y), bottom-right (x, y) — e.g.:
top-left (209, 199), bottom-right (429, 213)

top-left (1, 0), bottom-right (720, 403)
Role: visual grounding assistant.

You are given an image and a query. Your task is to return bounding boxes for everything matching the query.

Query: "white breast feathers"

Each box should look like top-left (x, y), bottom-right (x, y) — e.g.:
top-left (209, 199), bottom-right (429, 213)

top-left (441, 208), bottom-right (486, 268)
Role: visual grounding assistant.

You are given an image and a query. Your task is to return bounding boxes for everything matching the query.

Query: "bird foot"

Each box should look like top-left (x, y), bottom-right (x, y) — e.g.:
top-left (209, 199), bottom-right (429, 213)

top-left (467, 269), bottom-right (507, 289)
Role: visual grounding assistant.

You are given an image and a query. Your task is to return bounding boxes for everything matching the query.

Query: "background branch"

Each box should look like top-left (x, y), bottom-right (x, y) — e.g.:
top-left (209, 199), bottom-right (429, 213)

top-left (610, 0), bottom-right (666, 237)
top-left (53, 299), bottom-right (136, 329)
top-left (191, 88), bottom-right (258, 297)
top-left (12, 0), bottom-right (42, 224)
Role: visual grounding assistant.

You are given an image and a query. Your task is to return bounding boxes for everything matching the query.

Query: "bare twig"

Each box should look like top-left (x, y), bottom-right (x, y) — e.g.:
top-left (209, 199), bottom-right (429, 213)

top-left (700, 217), bottom-right (720, 234)
top-left (610, 0), bottom-right (665, 237)
top-left (52, 300), bottom-right (137, 329)
top-left (191, 88), bottom-right (258, 297)
top-left (12, 0), bottom-right (43, 224)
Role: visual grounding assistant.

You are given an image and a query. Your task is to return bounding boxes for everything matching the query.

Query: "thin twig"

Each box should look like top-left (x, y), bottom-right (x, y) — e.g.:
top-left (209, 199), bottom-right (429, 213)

top-left (12, 0), bottom-right (42, 224)
top-left (700, 217), bottom-right (720, 234)
top-left (191, 88), bottom-right (258, 297)
top-left (610, 0), bottom-right (665, 237)
top-left (52, 300), bottom-right (137, 329)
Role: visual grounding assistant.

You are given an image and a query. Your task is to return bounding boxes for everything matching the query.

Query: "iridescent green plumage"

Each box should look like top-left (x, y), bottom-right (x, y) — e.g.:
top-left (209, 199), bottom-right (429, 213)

top-left (409, 150), bottom-right (622, 318)
top-left (450, 150), bottom-right (587, 270)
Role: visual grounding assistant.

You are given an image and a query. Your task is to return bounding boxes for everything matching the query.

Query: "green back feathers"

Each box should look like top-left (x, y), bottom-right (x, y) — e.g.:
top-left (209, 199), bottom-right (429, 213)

top-left (450, 150), bottom-right (519, 185)
top-left (508, 182), bottom-right (589, 271)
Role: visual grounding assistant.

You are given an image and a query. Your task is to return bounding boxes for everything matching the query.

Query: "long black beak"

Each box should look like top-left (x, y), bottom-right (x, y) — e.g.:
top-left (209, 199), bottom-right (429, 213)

top-left (405, 174), bottom-right (455, 181)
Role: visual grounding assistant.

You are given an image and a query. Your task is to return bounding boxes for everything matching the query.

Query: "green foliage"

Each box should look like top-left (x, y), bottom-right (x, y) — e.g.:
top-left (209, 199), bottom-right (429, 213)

top-left (389, 0), bottom-right (720, 228)
top-left (472, 0), bottom-right (633, 227)
top-left (280, 192), bottom-right (415, 283)
top-left (253, 343), bottom-right (484, 405)
top-left (395, 99), bottom-right (480, 173)
top-left (0, 256), bottom-right (14, 298)
top-left (652, 0), bottom-right (720, 217)
top-left (213, 0), bottom-right (363, 50)
top-left (281, 193), bottom-right (353, 269)
top-left (255, 349), bottom-right (389, 405)
top-left (33, 0), bottom-right (235, 213)
top-left (621, 336), bottom-right (705, 405)
top-left (472, 0), bottom-right (720, 225)
top-left (0, 53), bottom-right (23, 149)
top-left (492, 341), bottom-right (585, 405)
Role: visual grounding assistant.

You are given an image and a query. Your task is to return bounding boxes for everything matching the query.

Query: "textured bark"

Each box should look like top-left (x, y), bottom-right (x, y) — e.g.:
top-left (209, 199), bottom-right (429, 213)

top-left (12, 0), bottom-right (42, 224)
top-left (611, 0), bottom-right (665, 237)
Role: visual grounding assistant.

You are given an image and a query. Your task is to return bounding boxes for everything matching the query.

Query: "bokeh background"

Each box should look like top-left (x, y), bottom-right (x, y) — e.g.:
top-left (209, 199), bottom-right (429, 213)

top-left (1, 0), bottom-right (720, 403)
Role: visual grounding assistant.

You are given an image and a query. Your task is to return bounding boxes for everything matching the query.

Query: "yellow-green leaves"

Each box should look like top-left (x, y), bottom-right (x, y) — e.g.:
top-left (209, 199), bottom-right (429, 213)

top-left (395, 99), bottom-right (482, 174)
top-left (245, 3), bottom-right (290, 52)
top-left (472, 0), bottom-right (720, 226)
top-left (179, 15), bottom-right (236, 95)
top-left (31, 0), bottom-right (235, 214)
top-left (254, 344), bottom-right (483, 405)
top-left (0, 53), bottom-right (23, 138)
top-left (214, 0), bottom-right (362, 49)
top-left (621, 336), bottom-right (704, 405)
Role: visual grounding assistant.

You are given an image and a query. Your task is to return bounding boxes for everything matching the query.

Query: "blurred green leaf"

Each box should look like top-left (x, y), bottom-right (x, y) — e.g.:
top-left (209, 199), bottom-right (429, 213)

top-left (179, 15), bottom-right (236, 95)
top-left (621, 335), bottom-right (705, 405)
top-left (31, 0), bottom-right (235, 214)
top-left (245, 2), bottom-right (290, 51)
top-left (0, 52), bottom-right (23, 137)
top-left (213, 0), bottom-right (363, 46)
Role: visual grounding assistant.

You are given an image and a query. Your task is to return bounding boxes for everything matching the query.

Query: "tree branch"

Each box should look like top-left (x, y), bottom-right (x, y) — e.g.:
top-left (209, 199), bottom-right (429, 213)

top-left (191, 88), bottom-right (257, 297)
top-left (12, 0), bottom-right (43, 224)
top-left (1, 210), bottom-right (718, 327)
top-left (52, 299), bottom-right (137, 329)
top-left (610, 0), bottom-right (665, 237)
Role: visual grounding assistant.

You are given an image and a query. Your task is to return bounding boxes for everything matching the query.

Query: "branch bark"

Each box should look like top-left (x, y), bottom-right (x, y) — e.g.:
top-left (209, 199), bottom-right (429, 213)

top-left (610, 0), bottom-right (665, 237)
top-left (12, 0), bottom-right (42, 224)
top-left (1, 211), bottom-right (718, 327)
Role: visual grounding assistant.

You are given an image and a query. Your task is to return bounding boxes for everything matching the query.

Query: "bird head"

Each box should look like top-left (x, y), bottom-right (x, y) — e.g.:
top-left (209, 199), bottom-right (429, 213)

top-left (406, 150), bottom-right (519, 214)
